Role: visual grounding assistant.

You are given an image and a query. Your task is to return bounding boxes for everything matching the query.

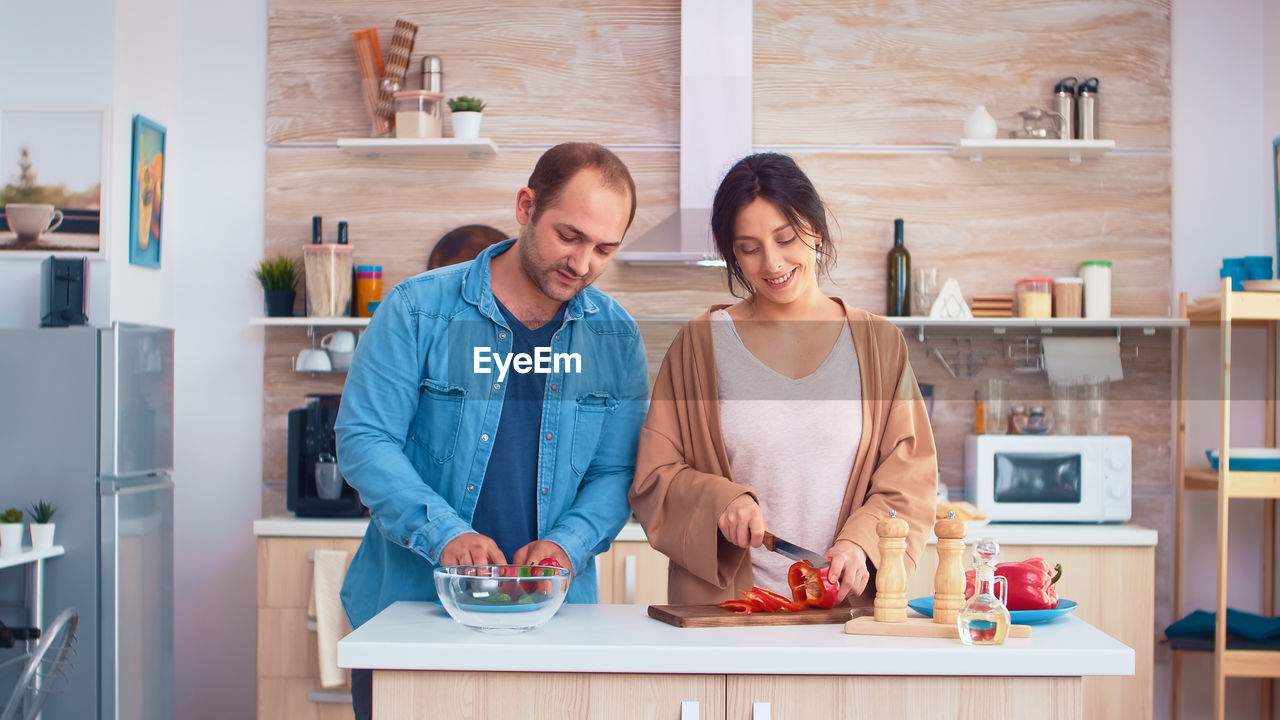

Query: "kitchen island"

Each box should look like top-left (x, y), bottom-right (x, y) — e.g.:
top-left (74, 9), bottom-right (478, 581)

top-left (338, 601), bottom-right (1133, 720)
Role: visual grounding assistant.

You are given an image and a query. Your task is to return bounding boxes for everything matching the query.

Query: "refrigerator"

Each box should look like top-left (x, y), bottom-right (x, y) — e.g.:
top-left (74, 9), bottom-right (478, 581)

top-left (0, 323), bottom-right (174, 720)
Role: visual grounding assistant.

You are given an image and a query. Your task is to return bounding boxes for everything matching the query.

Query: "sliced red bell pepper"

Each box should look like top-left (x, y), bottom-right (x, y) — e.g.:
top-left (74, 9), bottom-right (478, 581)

top-left (964, 558), bottom-right (1062, 611)
top-left (717, 599), bottom-right (760, 615)
top-left (748, 586), bottom-right (805, 612)
top-left (788, 560), bottom-right (839, 609)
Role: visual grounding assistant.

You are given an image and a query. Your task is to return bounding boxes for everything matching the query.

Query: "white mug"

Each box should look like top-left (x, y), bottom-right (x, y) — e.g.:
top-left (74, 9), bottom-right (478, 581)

top-left (296, 348), bottom-right (332, 372)
top-left (321, 330), bottom-right (356, 353)
top-left (5, 203), bottom-right (63, 238)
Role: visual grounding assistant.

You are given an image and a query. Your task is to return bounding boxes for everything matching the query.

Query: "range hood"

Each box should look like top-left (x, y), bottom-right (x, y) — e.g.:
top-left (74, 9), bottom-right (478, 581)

top-left (616, 0), bottom-right (752, 264)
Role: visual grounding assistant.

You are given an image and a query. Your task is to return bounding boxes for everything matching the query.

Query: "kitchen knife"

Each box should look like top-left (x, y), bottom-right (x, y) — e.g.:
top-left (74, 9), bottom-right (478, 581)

top-left (761, 532), bottom-right (829, 569)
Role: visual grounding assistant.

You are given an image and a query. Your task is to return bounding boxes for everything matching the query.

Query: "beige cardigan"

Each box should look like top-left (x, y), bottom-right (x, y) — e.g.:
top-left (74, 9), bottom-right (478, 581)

top-left (628, 302), bottom-right (938, 605)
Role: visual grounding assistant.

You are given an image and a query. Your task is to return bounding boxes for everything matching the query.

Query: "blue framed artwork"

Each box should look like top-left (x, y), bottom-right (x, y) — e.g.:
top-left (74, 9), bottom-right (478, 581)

top-left (128, 114), bottom-right (165, 268)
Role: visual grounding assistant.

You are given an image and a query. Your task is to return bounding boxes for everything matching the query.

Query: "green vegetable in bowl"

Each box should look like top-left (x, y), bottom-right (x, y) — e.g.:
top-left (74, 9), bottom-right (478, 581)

top-left (518, 592), bottom-right (550, 605)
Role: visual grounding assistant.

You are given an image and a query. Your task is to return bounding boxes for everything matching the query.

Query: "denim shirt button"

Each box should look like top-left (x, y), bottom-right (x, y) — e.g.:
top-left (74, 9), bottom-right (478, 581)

top-left (545, 433), bottom-right (553, 440)
top-left (550, 384), bottom-right (557, 391)
top-left (402, 538), bottom-right (410, 546)
top-left (467, 485), bottom-right (475, 492)
top-left (499, 332), bottom-right (507, 339)
top-left (554, 334), bottom-right (561, 341)
top-left (481, 433), bottom-right (489, 442)
top-left (493, 383), bottom-right (501, 390)
top-left (541, 488), bottom-right (548, 495)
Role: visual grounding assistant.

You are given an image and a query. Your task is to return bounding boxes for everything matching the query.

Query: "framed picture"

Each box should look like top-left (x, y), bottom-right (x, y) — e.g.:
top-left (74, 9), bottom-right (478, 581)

top-left (0, 106), bottom-right (110, 258)
top-left (129, 115), bottom-right (166, 269)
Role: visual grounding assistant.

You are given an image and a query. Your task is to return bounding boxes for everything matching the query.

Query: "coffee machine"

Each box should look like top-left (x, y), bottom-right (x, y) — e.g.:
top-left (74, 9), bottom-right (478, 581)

top-left (287, 393), bottom-right (365, 517)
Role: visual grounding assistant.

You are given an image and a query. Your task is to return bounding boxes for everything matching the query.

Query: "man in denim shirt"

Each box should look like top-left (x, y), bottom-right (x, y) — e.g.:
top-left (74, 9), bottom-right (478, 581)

top-left (335, 143), bottom-right (649, 718)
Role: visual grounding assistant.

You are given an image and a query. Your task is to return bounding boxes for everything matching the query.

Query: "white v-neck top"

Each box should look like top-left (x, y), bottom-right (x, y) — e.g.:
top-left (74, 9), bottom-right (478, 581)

top-left (710, 309), bottom-right (864, 592)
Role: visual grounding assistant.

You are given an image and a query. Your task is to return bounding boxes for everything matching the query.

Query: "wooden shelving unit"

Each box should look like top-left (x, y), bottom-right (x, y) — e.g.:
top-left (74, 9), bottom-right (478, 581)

top-left (334, 137), bottom-right (499, 158)
top-left (1172, 281), bottom-right (1280, 720)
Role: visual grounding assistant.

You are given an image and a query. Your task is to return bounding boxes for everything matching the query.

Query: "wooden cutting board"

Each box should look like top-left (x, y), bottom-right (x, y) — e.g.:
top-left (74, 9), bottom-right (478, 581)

top-left (648, 604), bottom-right (853, 628)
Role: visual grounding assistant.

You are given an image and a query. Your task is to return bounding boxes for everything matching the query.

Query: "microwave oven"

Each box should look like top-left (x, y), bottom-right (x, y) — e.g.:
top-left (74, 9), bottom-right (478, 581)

top-left (963, 435), bottom-right (1131, 522)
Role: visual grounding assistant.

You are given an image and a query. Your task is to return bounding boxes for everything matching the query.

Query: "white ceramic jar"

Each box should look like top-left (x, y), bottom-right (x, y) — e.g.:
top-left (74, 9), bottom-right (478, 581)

top-left (1079, 260), bottom-right (1112, 319)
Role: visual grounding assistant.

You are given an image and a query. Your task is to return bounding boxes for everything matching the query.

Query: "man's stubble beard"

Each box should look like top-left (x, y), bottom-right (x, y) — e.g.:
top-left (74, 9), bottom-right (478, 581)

top-left (517, 221), bottom-right (590, 303)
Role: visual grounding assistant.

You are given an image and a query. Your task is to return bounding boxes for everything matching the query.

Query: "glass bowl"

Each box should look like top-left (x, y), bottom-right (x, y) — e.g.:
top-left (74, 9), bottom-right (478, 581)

top-left (434, 564), bottom-right (571, 634)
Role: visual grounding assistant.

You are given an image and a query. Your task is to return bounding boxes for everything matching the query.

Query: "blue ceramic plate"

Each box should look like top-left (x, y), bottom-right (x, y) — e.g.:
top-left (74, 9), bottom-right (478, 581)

top-left (908, 596), bottom-right (1078, 624)
top-left (1207, 448), bottom-right (1280, 472)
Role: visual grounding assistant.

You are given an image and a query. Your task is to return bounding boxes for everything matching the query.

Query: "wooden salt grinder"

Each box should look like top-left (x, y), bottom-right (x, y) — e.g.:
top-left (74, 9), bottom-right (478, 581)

top-left (933, 510), bottom-right (967, 625)
top-left (874, 510), bottom-right (910, 623)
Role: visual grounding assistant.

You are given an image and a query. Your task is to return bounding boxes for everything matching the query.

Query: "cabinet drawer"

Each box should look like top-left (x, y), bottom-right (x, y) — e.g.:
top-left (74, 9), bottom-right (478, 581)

top-left (258, 537), bottom-right (361, 608)
top-left (258, 676), bottom-right (353, 720)
top-left (258, 606), bottom-right (319, 678)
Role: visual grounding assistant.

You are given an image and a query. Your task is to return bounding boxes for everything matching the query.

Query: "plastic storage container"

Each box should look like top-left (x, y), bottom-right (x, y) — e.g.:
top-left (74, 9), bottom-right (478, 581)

top-left (355, 265), bottom-right (383, 318)
top-left (1079, 260), bottom-right (1112, 319)
top-left (1015, 278), bottom-right (1052, 318)
top-left (1053, 277), bottom-right (1083, 318)
top-left (393, 90), bottom-right (444, 139)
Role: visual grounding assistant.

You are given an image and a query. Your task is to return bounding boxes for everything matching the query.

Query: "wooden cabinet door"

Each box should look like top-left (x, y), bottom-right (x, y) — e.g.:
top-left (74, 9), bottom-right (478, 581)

top-left (257, 537), bottom-right (362, 719)
top-left (905, 542), bottom-right (1153, 720)
top-left (597, 540), bottom-right (669, 605)
top-left (374, 670), bottom-right (724, 720)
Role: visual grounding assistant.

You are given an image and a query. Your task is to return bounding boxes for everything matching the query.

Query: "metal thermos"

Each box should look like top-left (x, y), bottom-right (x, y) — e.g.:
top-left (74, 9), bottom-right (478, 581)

top-left (1077, 77), bottom-right (1099, 140)
top-left (421, 55), bottom-right (443, 93)
top-left (1053, 77), bottom-right (1077, 140)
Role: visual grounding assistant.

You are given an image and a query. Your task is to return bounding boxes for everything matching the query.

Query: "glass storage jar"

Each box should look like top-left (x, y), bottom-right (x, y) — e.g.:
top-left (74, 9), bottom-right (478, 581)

top-left (393, 90), bottom-right (444, 139)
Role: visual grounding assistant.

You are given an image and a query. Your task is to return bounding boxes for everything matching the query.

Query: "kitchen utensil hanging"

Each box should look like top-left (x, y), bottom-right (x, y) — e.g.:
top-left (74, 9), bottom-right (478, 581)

top-left (929, 338), bottom-right (986, 379)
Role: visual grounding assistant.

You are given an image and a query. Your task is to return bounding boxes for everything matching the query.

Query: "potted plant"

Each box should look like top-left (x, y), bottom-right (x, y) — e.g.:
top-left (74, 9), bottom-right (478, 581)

top-left (447, 96), bottom-right (487, 140)
top-left (253, 255), bottom-right (298, 317)
top-left (0, 508), bottom-right (23, 553)
top-left (28, 500), bottom-right (56, 550)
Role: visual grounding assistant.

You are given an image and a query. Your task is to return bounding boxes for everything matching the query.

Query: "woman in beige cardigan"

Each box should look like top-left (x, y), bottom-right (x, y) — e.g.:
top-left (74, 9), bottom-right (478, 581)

top-left (629, 153), bottom-right (937, 606)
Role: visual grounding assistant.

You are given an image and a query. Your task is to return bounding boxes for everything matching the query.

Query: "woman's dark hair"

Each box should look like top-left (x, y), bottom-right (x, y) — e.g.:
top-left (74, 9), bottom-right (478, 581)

top-left (710, 153), bottom-right (836, 297)
top-left (527, 142), bottom-right (637, 231)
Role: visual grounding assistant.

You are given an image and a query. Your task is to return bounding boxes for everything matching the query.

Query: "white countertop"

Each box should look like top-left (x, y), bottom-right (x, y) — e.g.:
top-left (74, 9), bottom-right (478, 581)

top-left (254, 515), bottom-right (1155, 546)
top-left (338, 601), bottom-right (1134, 677)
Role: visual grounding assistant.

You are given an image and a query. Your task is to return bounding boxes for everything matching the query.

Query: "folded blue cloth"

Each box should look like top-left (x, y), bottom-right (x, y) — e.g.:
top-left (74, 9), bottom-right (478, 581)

top-left (1165, 609), bottom-right (1280, 643)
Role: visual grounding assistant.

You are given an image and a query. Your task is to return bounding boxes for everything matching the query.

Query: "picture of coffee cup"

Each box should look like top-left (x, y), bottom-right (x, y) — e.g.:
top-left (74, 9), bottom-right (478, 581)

top-left (5, 204), bottom-right (63, 242)
top-left (296, 348), bottom-right (332, 372)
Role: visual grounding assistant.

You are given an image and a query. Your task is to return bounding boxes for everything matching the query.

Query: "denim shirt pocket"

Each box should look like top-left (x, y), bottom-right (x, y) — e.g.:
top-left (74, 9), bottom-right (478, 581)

top-left (570, 391), bottom-right (618, 475)
top-left (410, 378), bottom-right (468, 463)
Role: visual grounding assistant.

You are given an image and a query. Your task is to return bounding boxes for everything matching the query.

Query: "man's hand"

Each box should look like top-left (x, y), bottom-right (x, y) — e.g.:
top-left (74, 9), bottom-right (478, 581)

top-left (512, 540), bottom-right (573, 581)
top-left (825, 539), bottom-right (870, 602)
top-left (718, 494), bottom-right (767, 549)
top-left (439, 532), bottom-right (506, 567)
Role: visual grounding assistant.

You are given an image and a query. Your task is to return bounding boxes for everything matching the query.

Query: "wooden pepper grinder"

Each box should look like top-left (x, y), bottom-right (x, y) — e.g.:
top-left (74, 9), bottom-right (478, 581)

top-left (933, 510), bottom-right (967, 625)
top-left (874, 510), bottom-right (910, 623)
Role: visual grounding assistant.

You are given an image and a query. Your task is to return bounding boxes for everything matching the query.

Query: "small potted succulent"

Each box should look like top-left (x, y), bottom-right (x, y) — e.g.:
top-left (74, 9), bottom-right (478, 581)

top-left (447, 96), bottom-right (487, 140)
top-left (0, 508), bottom-right (23, 553)
top-left (253, 255), bottom-right (299, 317)
top-left (28, 500), bottom-right (56, 550)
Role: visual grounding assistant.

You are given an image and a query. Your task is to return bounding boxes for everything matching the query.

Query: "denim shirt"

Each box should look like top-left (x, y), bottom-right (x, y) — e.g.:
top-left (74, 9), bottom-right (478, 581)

top-left (335, 239), bottom-right (649, 628)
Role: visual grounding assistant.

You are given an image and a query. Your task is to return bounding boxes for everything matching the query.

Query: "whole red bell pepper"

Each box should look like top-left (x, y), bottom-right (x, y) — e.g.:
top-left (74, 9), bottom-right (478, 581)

top-left (964, 557), bottom-right (1062, 611)
top-left (787, 560), bottom-right (839, 609)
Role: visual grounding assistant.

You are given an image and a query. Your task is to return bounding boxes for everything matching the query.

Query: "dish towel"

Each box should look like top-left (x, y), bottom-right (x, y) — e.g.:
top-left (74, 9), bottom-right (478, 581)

top-left (1165, 608), bottom-right (1280, 644)
top-left (311, 549), bottom-right (352, 689)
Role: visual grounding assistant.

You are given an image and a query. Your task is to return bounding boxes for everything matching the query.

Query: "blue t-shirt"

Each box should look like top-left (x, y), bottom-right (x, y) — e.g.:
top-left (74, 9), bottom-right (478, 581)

top-left (471, 299), bottom-right (567, 561)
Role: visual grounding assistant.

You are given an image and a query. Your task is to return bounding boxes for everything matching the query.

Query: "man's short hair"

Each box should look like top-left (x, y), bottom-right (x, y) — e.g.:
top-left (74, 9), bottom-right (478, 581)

top-left (527, 142), bottom-right (637, 232)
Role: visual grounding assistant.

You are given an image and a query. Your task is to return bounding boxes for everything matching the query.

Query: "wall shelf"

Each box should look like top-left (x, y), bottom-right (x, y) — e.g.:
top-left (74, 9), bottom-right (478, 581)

top-left (335, 137), bottom-right (498, 158)
top-left (953, 138), bottom-right (1116, 163)
top-left (250, 317), bottom-right (370, 328)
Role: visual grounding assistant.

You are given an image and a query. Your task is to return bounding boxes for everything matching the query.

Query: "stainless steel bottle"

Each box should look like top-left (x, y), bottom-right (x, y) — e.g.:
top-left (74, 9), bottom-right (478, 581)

top-left (1053, 77), bottom-right (1077, 140)
top-left (421, 56), bottom-right (443, 93)
top-left (1077, 77), bottom-right (1099, 140)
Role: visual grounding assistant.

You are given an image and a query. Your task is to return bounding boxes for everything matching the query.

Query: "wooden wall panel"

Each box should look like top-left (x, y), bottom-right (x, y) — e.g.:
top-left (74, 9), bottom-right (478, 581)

top-left (266, 0), bottom-right (680, 143)
top-left (755, 0), bottom-right (1172, 147)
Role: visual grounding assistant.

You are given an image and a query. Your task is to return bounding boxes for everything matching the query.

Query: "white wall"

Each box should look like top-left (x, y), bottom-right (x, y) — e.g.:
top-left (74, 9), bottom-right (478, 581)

top-left (1170, 0), bottom-right (1274, 718)
top-left (169, 0), bottom-right (266, 717)
top-left (0, 0), bottom-right (114, 328)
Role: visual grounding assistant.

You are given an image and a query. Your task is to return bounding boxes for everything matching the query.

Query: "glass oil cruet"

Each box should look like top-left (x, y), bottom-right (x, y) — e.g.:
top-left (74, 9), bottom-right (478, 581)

top-left (957, 536), bottom-right (1011, 646)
